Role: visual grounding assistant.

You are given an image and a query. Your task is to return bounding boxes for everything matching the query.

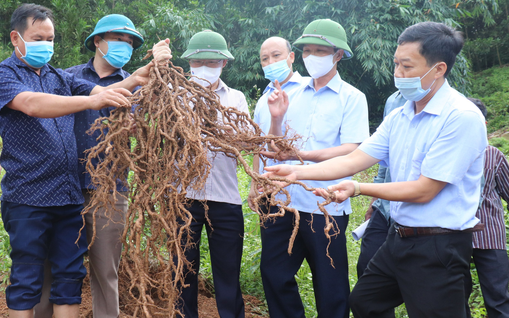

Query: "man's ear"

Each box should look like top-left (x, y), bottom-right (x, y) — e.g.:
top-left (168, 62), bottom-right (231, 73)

top-left (435, 61), bottom-right (447, 79)
top-left (222, 60), bottom-right (228, 68)
top-left (10, 30), bottom-right (20, 48)
top-left (94, 35), bottom-right (103, 49)
top-left (333, 49), bottom-right (344, 63)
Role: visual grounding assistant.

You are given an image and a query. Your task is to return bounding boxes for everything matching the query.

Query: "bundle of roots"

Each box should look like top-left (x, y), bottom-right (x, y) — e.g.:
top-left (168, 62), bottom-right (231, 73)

top-left (83, 62), bottom-right (339, 317)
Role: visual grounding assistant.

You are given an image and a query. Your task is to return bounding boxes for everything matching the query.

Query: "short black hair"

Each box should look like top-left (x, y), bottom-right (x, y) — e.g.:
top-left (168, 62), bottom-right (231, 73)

top-left (468, 97), bottom-right (487, 118)
top-left (398, 22), bottom-right (463, 78)
top-left (10, 3), bottom-right (54, 36)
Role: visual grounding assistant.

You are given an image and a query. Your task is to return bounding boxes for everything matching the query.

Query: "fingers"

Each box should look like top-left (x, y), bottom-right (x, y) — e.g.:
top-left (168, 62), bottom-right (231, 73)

top-left (103, 89), bottom-right (131, 108)
top-left (274, 79), bottom-right (282, 91)
top-left (112, 87), bottom-right (132, 97)
top-left (260, 150), bottom-right (276, 158)
top-left (152, 38), bottom-right (172, 63)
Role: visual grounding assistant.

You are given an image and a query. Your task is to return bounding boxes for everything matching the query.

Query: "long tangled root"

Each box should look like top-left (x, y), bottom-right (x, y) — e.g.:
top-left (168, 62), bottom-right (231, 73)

top-left (83, 62), bottom-right (340, 317)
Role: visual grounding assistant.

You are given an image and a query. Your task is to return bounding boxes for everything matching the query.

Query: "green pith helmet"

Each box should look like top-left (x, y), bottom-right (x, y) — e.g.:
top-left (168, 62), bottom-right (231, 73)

top-left (85, 14), bottom-right (144, 52)
top-left (293, 19), bottom-right (353, 60)
top-left (181, 30), bottom-right (234, 60)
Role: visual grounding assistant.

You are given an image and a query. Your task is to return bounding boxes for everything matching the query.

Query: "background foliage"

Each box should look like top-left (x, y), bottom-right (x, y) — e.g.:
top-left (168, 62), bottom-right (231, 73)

top-left (0, 0), bottom-right (503, 125)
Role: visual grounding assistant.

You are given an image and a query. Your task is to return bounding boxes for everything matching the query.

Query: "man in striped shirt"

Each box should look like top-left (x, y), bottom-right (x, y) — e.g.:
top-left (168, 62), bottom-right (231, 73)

top-left (467, 98), bottom-right (509, 318)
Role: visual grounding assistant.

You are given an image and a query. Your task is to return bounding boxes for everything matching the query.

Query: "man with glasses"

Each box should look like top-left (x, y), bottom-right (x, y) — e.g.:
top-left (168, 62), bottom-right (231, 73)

top-left (177, 30), bottom-right (249, 318)
top-left (33, 14), bottom-right (171, 318)
top-left (259, 19), bottom-right (369, 318)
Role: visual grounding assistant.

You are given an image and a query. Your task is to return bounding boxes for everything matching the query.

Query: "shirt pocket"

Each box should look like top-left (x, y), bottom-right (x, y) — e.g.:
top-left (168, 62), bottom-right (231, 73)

top-left (408, 149), bottom-right (426, 181)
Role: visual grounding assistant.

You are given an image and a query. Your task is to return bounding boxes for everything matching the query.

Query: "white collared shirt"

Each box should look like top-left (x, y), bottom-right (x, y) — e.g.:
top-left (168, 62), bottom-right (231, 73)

top-left (186, 79), bottom-right (250, 205)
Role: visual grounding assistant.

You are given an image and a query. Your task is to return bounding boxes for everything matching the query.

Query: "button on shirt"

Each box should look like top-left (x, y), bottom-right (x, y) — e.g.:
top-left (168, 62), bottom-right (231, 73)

top-left (186, 79), bottom-right (250, 205)
top-left (359, 81), bottom-right (488, 230)
top-left (278, 73), bottom-right (369, 216)
top-left (371, 91), bottom-right (407, 220)
top-left (0, 53), bottom-right (96, 206)
top-left (66, 58), bottom-right (133, 191)
top-left (253, 72), bottom-right (307, 173)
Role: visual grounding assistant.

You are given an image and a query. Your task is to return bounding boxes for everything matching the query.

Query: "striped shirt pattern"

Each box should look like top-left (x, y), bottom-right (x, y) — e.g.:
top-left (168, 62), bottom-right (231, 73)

top-left (473, 145), bottom-right (509, 250)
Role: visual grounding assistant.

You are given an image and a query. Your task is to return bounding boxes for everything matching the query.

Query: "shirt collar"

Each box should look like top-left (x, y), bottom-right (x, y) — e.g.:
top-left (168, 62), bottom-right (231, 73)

top-left (402, 79), bottom-right (451, 118)
top-left (305, 71), bottom-right (342, 94)
top-left (84, 57), bottom-right (126, 79)
top-left (214, 78), bottom-right (227, 93)
top-left (263, 71), bottom-right (303, 94)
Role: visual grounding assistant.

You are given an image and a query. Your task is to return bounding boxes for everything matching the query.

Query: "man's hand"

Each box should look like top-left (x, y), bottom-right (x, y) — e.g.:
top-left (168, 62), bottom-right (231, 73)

top-left (261, 140), bottom-right (300, 161)
top-left (260, 164), bottom-right (298, 191)
top-left (152, 38), bottom-right (172, 65)
top-left (89, 88), bottom-right (131, 110)
top-left (268, 80), bottom-right (289, 120)
top-left (313, 180), bottom-right (356, 203)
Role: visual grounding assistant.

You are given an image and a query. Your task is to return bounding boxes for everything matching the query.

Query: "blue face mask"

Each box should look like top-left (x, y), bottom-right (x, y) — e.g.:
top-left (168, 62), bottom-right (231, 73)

top-left (394, 63), bottom-right (439, 102)
top-left (262, 55), bottom-right (291, 83)
top-left (16, 32), bottom-right (54, 69)
top-left (99, 40), bottom-right (133, 69)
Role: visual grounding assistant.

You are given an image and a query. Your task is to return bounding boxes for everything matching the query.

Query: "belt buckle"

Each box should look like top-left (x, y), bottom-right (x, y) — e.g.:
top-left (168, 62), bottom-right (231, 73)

top-left (394, 224), bottom-right (403, 237)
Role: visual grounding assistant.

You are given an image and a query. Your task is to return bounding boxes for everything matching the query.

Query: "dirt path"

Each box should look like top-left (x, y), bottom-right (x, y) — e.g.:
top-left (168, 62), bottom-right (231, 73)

top-left (0, 265), bottom-right (268, 317)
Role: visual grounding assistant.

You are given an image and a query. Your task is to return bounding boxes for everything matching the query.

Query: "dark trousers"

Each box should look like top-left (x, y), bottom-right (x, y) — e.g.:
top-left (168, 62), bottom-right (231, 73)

top-left (178, 200), bottom-right (245, 318)
top-left (260, 208), bottom-right (350, 318)
top-left (1, 202), bottom-right (87, 310)
top-left (465, 249), bottom-right (509, 318)
top-left (356, 207), bottom-right (390, 278)
top-left (350, 223), bottom-right (472, 318)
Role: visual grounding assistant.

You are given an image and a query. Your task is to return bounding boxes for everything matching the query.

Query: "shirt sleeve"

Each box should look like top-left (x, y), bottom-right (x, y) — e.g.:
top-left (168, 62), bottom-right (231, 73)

top-left (338, 91), bottom-right (369, 144)
top-left (236, 91), bottom-right (250, 119)
top-left (0, 65), bottom-right (35, 111)
top-left (60, 70), bottom-right (96, 96)
top-left (421, 110), bottom-right (488, 185)
top-left (358, 110), bottom-right (396, 167)
top-left (494, 148), bottom-right (509, 204)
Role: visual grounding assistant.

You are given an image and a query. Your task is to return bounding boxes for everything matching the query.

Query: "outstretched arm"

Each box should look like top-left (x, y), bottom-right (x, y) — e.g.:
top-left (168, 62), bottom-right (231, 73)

top-left (8, 88), bottom-right (131, 118)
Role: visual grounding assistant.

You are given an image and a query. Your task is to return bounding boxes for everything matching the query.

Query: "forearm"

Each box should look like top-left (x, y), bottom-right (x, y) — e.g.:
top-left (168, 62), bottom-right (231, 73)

top-left (300, 143), bottom-right (359, 163)
top-left (10, 92), bottom-right (91, 118)
top-left (294, 148), bottom-right (378, 181)
top-left (268, 117), bottom-right (284, 136)
top-left (358, 176), bottom-right (446, 203)
top-left (91, 76), bottom-right (139, 95)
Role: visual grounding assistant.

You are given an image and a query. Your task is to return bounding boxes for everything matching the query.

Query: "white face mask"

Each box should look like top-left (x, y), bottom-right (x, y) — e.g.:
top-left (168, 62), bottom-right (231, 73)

top-left (303, 54), bottom-right (335, 79)
top-left (191, 66), bottom-right (222, 87)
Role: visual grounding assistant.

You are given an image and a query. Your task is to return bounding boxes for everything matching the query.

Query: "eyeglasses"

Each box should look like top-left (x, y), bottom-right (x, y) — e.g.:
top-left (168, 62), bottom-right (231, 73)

top-left (189, 59), bottom-right (224, 67)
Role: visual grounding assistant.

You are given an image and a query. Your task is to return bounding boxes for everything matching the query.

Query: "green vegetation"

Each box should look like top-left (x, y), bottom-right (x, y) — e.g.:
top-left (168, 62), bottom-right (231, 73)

top-left (470, 66), bottom-right (509, 134)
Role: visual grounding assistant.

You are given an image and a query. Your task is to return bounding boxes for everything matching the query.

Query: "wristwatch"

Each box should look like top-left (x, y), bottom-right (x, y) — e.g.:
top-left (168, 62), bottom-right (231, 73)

top-left (352, 181), bottom-right (361, 197)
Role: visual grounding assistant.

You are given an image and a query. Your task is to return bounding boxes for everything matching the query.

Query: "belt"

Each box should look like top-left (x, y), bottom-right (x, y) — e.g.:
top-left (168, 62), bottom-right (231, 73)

top-left (394, 223), bottom-right (485, 238)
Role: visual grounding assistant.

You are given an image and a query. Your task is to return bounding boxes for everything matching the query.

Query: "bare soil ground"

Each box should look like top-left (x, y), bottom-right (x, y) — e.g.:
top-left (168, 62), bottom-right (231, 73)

top-left (0, 260), bottom-right (268, 318)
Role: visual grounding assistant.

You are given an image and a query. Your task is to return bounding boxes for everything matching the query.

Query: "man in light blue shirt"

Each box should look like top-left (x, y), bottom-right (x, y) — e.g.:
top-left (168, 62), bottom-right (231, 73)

top-left (249, 36), bottom-right (307, 209)
top-left (259, 20), bottom-right (369, 318)
top-left (265, 22), bottom-right (487, 317)
top-left (357, 91), bottom-right (406, 279)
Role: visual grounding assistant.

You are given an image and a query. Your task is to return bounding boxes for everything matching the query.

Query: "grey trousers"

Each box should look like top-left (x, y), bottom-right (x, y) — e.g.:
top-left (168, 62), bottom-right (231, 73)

top-left (34, 191), bottom-right (127, 318)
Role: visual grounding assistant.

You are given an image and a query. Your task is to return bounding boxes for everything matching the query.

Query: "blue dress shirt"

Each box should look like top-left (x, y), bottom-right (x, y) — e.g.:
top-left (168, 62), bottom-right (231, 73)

top-left (66, 58), bottom-right (133, 191)
top-left (254, 72), bottom-right (307, 173)
top-left (359, 81), bottom-right (488, 230)
top-left (0, 53), bottom-right (96, 206)
top-left (371, 91), bottom-right (407, 220)
top-left (277, 73), bottom-right (369, 216)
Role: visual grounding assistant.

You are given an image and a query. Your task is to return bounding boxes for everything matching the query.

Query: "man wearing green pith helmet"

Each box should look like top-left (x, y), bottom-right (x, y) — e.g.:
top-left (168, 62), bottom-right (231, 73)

top-left (177, 30), bottom-right (249, 318)
top-left (260, 19), bottom-right (369, 317)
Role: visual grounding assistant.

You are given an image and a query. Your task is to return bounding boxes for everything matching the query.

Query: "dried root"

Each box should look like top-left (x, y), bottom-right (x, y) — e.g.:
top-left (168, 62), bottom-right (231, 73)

top-left (83, 62), bottom-right (339, 316)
